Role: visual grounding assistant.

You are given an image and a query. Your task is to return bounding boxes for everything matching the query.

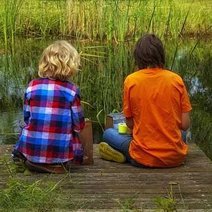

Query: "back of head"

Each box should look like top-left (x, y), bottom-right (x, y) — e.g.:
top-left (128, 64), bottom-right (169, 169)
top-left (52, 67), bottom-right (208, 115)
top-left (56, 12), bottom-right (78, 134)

top-left (38, 40), bottom-right (80, 81)
top-left (134, 34), bottom-right (165, 69)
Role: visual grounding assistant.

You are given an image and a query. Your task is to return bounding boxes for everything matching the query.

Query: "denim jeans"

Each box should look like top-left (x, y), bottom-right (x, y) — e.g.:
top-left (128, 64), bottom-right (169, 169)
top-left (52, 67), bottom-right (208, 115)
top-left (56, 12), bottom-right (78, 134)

top-left (103, 128), bottom-right (132, 162)
top-left (103, 128), bottom-right (188, 164)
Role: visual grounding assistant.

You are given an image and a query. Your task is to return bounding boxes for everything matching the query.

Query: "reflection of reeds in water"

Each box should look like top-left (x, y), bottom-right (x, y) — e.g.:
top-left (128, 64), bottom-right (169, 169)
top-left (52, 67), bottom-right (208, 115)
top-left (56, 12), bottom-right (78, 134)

top-left (0, 38), bottom-right (41, 108)
top-left (0, 0), bottom-right (211, 40)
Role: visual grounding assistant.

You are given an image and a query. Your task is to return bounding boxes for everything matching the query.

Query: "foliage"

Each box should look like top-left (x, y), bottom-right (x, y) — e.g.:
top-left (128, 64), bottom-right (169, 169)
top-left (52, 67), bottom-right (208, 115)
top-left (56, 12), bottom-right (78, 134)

top-left (0, 177), bottom-right (59, 211)
top-left (116, 193), bottom-right (140, 211)
top-left (154, 182), bottom-right (183, 212)
top-left (191, 109), bottom-right (212, 160)
top-left (0, 156), bottom-right (60, 211)
top-left (155, 196), bottom-right (176, 212)
top-left (0, 0), bottom-right (210, 40)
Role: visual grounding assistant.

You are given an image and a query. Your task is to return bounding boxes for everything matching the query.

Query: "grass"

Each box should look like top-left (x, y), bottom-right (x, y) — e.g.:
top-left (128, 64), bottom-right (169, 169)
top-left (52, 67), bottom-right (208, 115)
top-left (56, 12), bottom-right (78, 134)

top-left (192, 109), bottom-right (212, 160)
top-left (0, 0), bottom-right (211, 40)
top-left (154, 182), bottom-right (185, 212)
top-left (0, 156), bottom-right (60, 211)
top-left (116, 193), bottom-right (140, 211)
top-left (0, 155), bottom-right (90, 211)
top-left (0, 178), bottom-right (59, 211)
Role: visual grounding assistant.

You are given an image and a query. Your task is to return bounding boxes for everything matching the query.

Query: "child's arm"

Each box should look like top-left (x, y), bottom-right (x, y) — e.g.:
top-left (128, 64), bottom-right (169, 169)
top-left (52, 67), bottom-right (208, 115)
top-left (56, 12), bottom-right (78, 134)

top-left (180, 79), bottom-right (192, 131)
top-left (23, 92), bottom-right (31, 126)
top-left (71, 89), bottom-right (85, 133)
top-left (126, 117), bottom-right (134, 130)
top-left (181, 112), bottom-right (191, 131)
top-left (71, 89), bottom-right (85, 164)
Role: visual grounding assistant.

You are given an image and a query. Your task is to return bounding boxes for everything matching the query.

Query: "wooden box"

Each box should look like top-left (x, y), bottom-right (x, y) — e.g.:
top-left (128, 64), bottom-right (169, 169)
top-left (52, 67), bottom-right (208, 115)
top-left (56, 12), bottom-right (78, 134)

top-left (80, 120), bottom-right (94, 165)
top-left (105, 113), bottom-right (125, 130)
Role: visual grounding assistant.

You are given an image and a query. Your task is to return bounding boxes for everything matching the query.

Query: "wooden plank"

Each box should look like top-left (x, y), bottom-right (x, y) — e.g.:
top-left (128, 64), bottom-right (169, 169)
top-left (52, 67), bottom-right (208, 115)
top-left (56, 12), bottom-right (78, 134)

top-left (0, 142), bottom-right (212, 210)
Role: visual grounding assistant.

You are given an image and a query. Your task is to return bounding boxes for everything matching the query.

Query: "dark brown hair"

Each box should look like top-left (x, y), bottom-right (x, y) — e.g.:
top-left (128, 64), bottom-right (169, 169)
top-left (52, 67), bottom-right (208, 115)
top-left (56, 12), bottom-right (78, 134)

top-left (134, 34), bottom-right (165, 69)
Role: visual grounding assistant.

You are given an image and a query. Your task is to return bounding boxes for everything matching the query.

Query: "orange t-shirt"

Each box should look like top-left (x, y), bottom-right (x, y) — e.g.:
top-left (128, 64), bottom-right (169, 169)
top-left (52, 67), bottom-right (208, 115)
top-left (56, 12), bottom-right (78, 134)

top-left (123, 68), bottom-right (192, 167)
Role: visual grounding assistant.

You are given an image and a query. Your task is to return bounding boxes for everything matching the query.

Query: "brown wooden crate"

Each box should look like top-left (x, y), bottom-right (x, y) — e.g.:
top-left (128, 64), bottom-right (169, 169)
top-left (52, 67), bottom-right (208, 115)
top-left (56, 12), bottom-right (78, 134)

top-left (80, 120), bottom-right (94, 165)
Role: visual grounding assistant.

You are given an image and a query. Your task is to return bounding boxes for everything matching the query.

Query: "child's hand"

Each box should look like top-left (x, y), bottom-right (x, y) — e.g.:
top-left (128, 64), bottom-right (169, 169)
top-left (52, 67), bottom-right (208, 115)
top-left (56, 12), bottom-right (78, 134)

top-left (127, 127), bottom-right (132, 135)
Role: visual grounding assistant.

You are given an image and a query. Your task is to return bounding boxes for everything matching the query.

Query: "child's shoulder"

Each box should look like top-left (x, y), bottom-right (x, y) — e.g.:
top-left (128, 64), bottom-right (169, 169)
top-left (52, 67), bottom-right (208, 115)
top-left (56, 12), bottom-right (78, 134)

top-left (26, 78), bottom-right (41, 87)
top-left (28, 78), bottom-right (77, 88)
top-left (55, 80), bottom-right (80, 94)
top-left (26, 78), bottom-right (79, 96)
top-left (28, 78), bottom-right (48, 85)
top-left (164, 69), bottom-right (183, 81)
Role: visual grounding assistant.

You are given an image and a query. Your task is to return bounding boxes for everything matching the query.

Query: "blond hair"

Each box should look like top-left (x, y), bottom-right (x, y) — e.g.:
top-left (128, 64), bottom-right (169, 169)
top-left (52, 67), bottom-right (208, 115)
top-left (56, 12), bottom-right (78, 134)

top-left (38, 40), bottom-right (80, 81)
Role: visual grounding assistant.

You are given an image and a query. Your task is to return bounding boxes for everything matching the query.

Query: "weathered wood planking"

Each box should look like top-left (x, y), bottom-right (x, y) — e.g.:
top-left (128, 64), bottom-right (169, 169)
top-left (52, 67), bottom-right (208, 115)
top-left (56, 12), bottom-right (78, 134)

top-left (0, 143), bottom-right (212, 211)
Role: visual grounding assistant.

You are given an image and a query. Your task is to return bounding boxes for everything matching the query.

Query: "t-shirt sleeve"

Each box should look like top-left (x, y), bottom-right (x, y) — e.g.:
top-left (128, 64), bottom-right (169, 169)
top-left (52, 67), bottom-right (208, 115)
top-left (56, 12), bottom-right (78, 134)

top-left (123, 77), bottom-right (132, 118)
top-left (181, 80), bottom-right (192, 113)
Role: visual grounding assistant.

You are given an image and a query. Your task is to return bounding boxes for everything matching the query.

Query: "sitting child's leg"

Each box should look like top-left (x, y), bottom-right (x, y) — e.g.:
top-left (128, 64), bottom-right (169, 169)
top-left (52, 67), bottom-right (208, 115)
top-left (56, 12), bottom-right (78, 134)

top-left (99, 142), bottom-right (126, 163)
top-left (24, 160), bottom-right (67, 174)
top-left (99, 128), bottom-right (132, 163)
top-left (182, 131), bottom-right (187, 143)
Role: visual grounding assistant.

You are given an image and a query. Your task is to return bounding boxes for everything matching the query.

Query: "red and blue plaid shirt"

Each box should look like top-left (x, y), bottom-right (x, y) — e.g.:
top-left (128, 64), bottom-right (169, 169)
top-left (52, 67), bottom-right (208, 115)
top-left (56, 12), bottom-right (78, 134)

top-left (15, 78), bottom-right (85, 164)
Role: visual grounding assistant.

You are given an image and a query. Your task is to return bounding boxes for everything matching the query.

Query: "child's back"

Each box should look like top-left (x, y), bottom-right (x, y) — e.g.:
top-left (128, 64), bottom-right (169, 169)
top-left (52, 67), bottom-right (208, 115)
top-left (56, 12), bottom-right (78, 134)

top-left (13, 40), bottom-right (85, 169)
top-left (17, 78), bottom-right (84, 164)
top-left (124, 68), bottom-right (191, 167)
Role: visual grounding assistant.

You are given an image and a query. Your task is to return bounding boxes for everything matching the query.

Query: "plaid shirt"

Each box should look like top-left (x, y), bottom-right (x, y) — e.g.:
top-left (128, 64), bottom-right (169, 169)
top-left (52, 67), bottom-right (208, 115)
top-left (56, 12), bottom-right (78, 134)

top-left (15, 78), bottom-right (85, 164)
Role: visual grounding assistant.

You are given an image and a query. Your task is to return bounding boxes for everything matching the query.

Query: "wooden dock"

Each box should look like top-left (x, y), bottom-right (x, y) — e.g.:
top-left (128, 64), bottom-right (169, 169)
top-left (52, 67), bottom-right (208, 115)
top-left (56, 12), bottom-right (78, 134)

top-left (0, 143), bottom-right (212, 211)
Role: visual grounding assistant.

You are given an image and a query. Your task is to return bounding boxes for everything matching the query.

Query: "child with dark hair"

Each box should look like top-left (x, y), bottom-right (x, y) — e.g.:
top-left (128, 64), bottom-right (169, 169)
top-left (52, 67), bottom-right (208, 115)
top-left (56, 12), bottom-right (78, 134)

top-left (99, 34), bottom-right (192, 168)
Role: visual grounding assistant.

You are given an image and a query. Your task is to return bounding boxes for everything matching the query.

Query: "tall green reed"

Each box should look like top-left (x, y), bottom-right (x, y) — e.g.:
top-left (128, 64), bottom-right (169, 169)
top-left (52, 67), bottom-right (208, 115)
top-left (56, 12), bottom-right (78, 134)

top-left (0, 0), bottom-right (210, 40)
top-left (2, 0), bottom-right (23, 53)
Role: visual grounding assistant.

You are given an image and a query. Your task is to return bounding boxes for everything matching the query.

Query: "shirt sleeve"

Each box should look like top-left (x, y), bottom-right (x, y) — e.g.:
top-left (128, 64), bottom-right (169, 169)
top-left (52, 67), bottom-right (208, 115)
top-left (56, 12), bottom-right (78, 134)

top-left (181, 81), bottom-right (192, 113)
top-left (23, 91), bottom-right (31, 125)
top-left (72, 134), bottom-right (84, 164)
top-left (71, 88), bottom-right (85, 164)
top-left (71, 88), bottom-right (85, 133)
top-left (123, 77), bottom-right (132, 118)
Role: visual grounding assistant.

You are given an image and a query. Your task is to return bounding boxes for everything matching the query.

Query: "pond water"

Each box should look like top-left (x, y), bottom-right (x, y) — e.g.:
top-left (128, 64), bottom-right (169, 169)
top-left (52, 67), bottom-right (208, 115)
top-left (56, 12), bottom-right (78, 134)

top-left (0, 38), bottom-right (211, 159)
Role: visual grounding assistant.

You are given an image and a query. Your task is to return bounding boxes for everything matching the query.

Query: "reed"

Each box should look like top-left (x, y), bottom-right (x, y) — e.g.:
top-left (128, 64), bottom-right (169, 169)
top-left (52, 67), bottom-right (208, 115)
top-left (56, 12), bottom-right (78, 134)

top-left (2, 0), bottom-right (23, 52)
top-left (192, 109), bottom-right (212, 160)
top-left (0, 37), bottom-right (210, 111)
top-left (0, 0), bottom-right (210, 40)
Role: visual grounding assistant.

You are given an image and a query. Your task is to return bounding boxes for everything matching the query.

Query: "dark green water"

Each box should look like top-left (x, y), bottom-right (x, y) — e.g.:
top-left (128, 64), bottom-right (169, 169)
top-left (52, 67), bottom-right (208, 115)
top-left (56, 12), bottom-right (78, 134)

top-left (0, 38), bottom-right (211, 159)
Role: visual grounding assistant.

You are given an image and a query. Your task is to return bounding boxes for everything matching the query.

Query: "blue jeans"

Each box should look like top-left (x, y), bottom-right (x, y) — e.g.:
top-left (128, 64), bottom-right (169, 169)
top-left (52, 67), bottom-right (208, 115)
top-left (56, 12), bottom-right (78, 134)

top-left (103, 128), bottom-right (188, 164)
top-left (103, 128), bottom-right (132, 162)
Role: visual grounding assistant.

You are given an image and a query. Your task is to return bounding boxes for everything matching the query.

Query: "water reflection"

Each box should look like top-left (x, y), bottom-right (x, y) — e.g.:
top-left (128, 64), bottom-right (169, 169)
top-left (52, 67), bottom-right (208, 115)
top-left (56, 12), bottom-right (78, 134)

top-left (0, 110), bottom-right (22, 144)
top-left (190, 77), bottom-right (205, 95)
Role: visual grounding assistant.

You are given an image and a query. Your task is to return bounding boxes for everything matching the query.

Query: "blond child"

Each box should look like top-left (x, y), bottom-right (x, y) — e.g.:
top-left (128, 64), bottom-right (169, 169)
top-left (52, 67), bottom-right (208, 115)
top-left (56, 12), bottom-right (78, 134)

top-left (12, 40), bottom-right (85, 172)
